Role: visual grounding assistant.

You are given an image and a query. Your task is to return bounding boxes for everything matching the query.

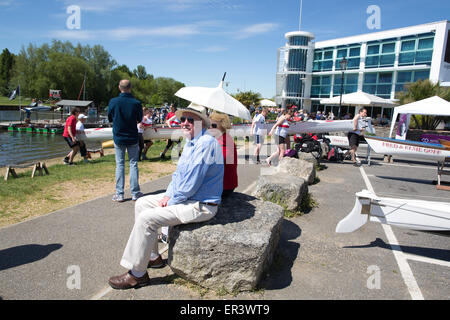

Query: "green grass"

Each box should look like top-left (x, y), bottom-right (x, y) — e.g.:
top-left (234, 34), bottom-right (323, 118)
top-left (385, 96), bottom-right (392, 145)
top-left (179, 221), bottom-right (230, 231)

top-left (0, 140), bottom-right (170, 202)
top-left (0, 95), bottom-right (32, 106)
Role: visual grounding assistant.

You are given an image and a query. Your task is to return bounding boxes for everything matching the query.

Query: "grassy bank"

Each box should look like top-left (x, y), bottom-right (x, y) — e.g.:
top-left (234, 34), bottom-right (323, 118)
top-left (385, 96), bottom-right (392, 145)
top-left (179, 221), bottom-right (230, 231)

top-left (0, 96), bottom-right (32, 106)
top-left (0, 140), bottom-right (177, 228)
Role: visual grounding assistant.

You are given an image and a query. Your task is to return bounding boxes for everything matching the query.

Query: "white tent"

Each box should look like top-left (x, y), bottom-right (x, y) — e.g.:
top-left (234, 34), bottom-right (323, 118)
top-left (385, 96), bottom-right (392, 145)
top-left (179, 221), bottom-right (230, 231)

top-left (320, 91), bottom-right (397, 107)
top-left (388, 96), bottom-right (450, 137)
top-left (259, 99), bottom-right (277, 107)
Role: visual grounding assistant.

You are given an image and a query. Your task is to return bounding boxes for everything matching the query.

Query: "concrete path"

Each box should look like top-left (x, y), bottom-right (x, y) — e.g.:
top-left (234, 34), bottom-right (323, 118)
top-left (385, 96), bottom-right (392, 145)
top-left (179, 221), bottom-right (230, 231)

top-left (0, 140), bottom-right (448, 300)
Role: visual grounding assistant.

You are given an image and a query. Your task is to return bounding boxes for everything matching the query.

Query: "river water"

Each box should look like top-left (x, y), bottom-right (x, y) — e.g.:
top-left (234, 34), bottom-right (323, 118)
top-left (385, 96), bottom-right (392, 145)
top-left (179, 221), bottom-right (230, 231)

top-left (0, 109), bottom-right (106, 167)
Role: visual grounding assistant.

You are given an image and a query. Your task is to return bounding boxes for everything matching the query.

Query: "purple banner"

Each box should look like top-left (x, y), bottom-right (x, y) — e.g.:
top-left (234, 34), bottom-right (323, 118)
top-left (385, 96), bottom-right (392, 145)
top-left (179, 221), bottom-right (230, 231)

top-left (420, 134), bottom-right (450, 144)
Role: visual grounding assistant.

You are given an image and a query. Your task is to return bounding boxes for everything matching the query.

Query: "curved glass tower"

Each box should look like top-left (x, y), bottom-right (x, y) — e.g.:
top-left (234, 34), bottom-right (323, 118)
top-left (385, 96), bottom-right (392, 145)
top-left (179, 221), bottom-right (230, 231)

top-left (276, 31), bottom-right (315, 109)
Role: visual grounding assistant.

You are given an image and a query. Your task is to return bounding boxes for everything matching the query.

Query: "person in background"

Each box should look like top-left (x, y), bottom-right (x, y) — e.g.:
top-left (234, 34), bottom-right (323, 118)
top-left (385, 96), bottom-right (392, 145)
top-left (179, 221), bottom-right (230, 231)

top-left (209, 111), bottom-right (238, 199)
top-left (141, 108), bottom-right (154, 160)
top-left (137, 107), bottom-right (146, 162)
top-left (345, 108), bottom-right (367, 167)
top-left (107, 79), bottom-right (144, 202)
top-left (160, 104), bottom-right (181, 159)
top-left (251, 107), bottom-right (268, 164)
top-left (76, 113), bottom-right (89, 163)
top-left (266, 109), bottom-right (294, 166)
top-left (63, 107), bottom-right (81, 165)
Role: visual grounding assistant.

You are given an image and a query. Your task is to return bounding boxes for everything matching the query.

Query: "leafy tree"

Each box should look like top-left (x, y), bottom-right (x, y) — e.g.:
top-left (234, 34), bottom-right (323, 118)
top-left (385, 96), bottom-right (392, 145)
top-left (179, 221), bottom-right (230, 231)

top-left (7, 40), bottom-right (186, 109)
top-left (0, 48), bottom-right (15, 95)
top-left (233, 90), bottom-right (261, 108)
top-left (396, 79), bottom-right (450, 130)
top-left (133, 65), bottom-right (148, 80)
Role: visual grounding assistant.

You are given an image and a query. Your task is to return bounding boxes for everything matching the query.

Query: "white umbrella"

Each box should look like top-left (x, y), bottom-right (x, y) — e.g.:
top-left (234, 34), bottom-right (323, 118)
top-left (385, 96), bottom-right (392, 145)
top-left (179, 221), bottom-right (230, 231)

top-left (259, 99), bottom-right (276, 107)
top-left (320, 91), bottom-right (397, 107)
top-left (175, 73), bottom-right (252, 120)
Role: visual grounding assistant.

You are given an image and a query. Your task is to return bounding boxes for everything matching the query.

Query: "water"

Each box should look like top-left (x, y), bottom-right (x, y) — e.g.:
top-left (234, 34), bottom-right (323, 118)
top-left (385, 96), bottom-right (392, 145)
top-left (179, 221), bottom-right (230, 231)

top-left (0, 131), bottom-right (102, 167)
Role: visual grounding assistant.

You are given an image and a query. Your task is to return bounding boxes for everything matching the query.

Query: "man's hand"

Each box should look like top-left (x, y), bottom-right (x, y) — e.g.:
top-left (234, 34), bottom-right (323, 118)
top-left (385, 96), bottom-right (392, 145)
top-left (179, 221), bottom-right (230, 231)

top-left (159, 196), bottom-right (170, 207)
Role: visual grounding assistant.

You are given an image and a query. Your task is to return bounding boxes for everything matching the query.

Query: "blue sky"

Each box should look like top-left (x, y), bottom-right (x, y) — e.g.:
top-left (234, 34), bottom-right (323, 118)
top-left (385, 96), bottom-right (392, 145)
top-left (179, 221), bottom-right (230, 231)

top-left (0, 0), bottom-right (449, 99)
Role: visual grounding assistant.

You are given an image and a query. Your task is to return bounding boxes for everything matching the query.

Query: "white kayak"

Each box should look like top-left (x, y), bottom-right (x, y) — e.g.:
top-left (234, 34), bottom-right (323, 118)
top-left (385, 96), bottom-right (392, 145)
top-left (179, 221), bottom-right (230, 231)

top-left (80, 119), bottom-right (375, 142)
top-left (336, 190), bottom-right (450, 233)
top-left (365, 136), bottom-right (450, 162)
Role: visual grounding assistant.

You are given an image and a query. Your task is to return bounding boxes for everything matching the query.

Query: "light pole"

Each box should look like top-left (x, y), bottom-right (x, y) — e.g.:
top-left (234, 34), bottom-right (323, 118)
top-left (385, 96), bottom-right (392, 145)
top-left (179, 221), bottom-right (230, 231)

top-left (339, 57), bottom-right (348, 118)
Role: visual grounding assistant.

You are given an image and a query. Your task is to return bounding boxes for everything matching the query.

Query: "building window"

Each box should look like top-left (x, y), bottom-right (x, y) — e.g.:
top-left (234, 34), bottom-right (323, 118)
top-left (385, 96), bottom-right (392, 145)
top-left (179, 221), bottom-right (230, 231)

top-left (311, 75), bottom-right (332, 98)
top-left (286, 74), bottom-right (305, 98)
top-left (289, 36), bottom-right (310, 46)
top-left (365, 40), bottom-right (396, 69)
top-left (395, 69), bottom-right (430, 92)
top-left (288, 49), bottom-right (308, 72)
top-left (313, 48), bottom-right (334, 72)
top-left (335, 45), bottom-right (361, 70)
top-left (333, 73), bottom-right (359, 96)
top-left (398, 33), bottom-right (434, 66)
top-left (363, 72), bottom-right (392, 99)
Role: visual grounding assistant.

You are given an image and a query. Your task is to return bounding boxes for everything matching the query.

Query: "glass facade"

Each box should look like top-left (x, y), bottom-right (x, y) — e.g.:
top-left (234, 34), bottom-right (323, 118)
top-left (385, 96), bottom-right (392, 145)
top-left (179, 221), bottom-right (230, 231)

top-left (288, 49), bottom-right (309, 72)
top-left (313, 48), bottom-right (334, 72)
top-left (336, 44), bottom-right (361, 70)
top-left (365, 39), bottom-right (396, 69)
top-left (395, 69), bottom-right (430, 92)
top-left (289, 36), bottom-right (310, 46)
top-left (363, 72), bottom-right (393, 99)
top-left (398, 33), bottom-right (434, 66)
top-left (311, 75), bottom-right (331, 98)
top-left (286, 74), bottom-right (306, 98)
top-left (333, 73), bottom-right (359, 96)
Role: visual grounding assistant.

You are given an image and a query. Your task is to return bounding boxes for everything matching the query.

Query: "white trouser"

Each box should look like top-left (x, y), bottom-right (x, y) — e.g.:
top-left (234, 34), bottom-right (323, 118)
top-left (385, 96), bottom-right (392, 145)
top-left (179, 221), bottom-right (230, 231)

top-left (120, 192), bottom-right (218, 272)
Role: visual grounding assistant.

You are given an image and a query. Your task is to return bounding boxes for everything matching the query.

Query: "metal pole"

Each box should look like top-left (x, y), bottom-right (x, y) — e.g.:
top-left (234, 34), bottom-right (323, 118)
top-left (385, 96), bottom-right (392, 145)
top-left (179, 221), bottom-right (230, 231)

top-left (299, 0), bottom-right (303, 31)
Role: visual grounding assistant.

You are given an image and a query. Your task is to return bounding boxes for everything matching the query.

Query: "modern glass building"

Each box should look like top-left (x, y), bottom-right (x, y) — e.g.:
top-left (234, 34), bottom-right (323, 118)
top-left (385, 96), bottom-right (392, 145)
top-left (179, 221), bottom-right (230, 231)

top-left (276, 31), bottom-right (315, 109)
top-left (276, 20), bottom-right (450, 118)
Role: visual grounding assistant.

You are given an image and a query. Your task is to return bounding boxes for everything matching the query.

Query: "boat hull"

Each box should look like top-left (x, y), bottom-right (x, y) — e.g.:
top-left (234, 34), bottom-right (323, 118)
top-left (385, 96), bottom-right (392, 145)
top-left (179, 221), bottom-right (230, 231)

top-left (80, 119), bottom-right (373, 142)
top-left (336, 190), bottom-right (450, 233)
top-left (365, 136), bottom-right (450, 162)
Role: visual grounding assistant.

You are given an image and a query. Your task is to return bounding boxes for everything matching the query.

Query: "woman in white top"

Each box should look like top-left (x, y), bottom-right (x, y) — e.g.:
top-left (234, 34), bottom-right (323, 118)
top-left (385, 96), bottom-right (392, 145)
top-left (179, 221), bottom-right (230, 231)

top-left (251, 107), bottom-right (268, 164)
top-left (266, 109), bottom-right (294, 166)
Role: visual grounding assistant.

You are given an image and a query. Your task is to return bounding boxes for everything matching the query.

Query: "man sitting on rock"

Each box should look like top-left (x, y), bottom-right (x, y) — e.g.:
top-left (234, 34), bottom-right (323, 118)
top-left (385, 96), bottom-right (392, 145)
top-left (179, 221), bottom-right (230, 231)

top-left (108, 103), bottom-right (224, 290)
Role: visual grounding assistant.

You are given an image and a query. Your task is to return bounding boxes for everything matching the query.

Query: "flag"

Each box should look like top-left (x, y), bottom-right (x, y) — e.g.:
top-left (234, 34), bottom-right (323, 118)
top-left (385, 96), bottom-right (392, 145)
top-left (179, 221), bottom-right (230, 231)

top-left (8, 85), bottom-right (20, 100)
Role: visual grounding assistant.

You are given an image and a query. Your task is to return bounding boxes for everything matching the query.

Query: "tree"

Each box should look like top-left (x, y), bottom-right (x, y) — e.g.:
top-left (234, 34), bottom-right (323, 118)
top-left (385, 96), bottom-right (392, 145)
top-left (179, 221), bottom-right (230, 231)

top-left (0, 48), bottom-right (15, 95)
top-left (133, 65), bottom-right (148, 80)
top-left (233, 90), bottom-right (261, 108)
top-left (396, 79), bottom-right (450, 130)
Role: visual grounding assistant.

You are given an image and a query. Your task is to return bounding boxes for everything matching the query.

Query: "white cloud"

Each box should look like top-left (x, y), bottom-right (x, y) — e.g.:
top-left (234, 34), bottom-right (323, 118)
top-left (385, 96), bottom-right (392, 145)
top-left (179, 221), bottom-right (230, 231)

top-left (57, 0), bottom-right (240, 13)
top-left (49, 24), bottom-right (202, 41)
top-left (235, 23), bottom-right (279, 39)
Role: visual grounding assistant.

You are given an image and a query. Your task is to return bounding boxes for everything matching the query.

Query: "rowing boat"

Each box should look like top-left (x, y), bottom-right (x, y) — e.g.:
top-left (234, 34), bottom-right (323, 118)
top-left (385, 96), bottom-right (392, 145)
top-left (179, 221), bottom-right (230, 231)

top-left (80, 119), bottom-right (375, 142)
top-left (365, 136), bottom-right (450, 162)
top-left (336, 190), bottom-right (450, 233)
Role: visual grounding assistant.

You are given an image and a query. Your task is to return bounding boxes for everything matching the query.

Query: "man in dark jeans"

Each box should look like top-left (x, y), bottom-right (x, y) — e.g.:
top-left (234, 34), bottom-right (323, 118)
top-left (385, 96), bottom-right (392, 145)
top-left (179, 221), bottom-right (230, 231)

top-left (108, 80), bottom-right (144, 202)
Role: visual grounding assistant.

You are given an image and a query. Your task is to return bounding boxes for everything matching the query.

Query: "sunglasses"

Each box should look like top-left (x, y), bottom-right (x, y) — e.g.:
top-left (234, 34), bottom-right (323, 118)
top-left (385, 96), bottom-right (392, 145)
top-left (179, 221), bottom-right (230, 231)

top-left (180, 116), bottom-right (195, 124)
top-left (211, 123), bottom-right (218, 128)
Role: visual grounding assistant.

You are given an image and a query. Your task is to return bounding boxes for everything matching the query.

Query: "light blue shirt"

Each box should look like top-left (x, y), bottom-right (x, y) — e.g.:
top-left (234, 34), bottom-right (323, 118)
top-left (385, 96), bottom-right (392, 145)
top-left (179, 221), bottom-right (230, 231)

top-left (165, 129), bottom-right (224, 206)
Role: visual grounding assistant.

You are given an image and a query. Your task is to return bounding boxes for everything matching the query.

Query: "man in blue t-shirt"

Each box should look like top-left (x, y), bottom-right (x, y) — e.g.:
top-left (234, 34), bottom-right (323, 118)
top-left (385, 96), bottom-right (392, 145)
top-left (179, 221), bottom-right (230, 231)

top-left (108, 80), bottom-right (144, 202)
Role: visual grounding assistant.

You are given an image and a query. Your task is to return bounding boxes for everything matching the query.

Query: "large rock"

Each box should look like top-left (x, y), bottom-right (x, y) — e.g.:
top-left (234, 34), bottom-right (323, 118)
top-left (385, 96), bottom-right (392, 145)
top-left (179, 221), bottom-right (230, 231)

top-left (168, 193), bottom-right (284, 293)
top-left (253, 174), bottom-right (308, 212)
top-left (277, 157), bottom-right (316, 185)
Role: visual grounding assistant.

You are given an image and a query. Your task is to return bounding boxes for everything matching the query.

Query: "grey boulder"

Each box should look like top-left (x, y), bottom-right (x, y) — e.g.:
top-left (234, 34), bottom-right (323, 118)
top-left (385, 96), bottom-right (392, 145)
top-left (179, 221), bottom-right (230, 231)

top-left (168, 193), bottom-right (284, 293)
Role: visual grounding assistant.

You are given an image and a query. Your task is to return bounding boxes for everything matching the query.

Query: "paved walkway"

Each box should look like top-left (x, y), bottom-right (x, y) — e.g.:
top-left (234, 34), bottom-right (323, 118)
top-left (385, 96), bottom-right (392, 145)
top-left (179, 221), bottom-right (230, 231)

top-left (1, 140), bottom-right (449, 300)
